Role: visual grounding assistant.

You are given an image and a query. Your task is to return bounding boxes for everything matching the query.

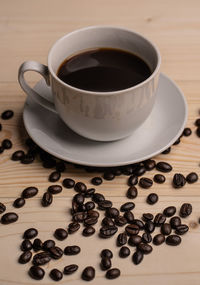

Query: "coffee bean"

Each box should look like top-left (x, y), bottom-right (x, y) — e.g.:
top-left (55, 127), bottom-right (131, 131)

top-left (186, 172), bottom-right (198, 183)
top-left (120, 202), bottom-right (135, 212)
top-left (87, 210), bottom-right (99, 218)
top-left (18, 251), bottom-right (32, 264)
top-left (102, 217), bottom-right (115, 227)
top-left (142, 213), bottom-right (154, 221)
top-left (82, 226), bottom-right (95, 236)
top-left (173, 173), bottom-right (186, 188)
top-left (117, 232), bottom-right (127, 246)
top-left (126, 186), bottom-right (138, 199)
top-left (161, 223), bottom-right (172, 235)
top-left (166, 234), bottom-right (181, 246)
top-left (54, 228), bottom-right (68, 241)
top-left (2, 139), bottom-right (12, 149)
top-left (106, 207), bottom-right (119, 218)
top-left (173, 137), bottom-right (181, 145)
top-left (13, 197), bottom-right (25, 208)
top-left (103, 172), bottom-right (115, 180)
top-left (153, 234), bottom-right (165, 245)
top-left (91, 177), bottom-right (103, 185)
top-left (21, 153), bottom-right (35, 164)
top-left (49, 246), bottom-right (63, 259)
top-left (139, 177), bottom-right (153, 189)
top-left (128, 175), bottom-right (138, 186)
top-left (195, 118), bottom-right (200, 126)
top-left (135, 165), bottom-right (146, 176)
top-left (119, 246), bottom-right (130, 258)
top-left (1, 110), bottom-right (14, 120)
top-left (22, 187), bottom-right (38, 199)
top-left (183, 127), bottom-right (192, 136)
top-left (113, 168), bottom-right (122, 176)
top-left (124, 211), bottom-right (134, 223)
top-left (106, 268), bottom-right (120, 279)
top-left (0, 202), bottom-right (6, 214)
top-left (175, 224), bottom-right (189, 235)
top-left (162, 147), bottom-right (171, 154)
top-left (63, 178), bottom-right (75, 188)
top-left (11, 150), bottom-right (25, 161)
top-left (153, 174), bottom-right (166, 184)
top-left (84, 217), bottom-right (98, 226)
top-left (163, 206), bottom-right (176, 217)
top-left (85, 188), bottom-right (95, 197)
top-left (42, 239), bottom-right (55, 251)
top-left (92, 193), bottom-right (105, 203)
top-left (98, 200), bottom-right (113, 210)
top-left (64, 245), bottom-right (80, 255)
top-left (100, 226), bottom-right (118, 238)
top-left (50, 269), bottom-right (63, 281)
top-left (21, 239), bottom-right (32, 251)
top-left (101, 249), bottom-right (113, 259)
top-left (41, 192), bottom-right (53, 207)
top-left (132, 250), bottom-right (144, 265)
top-left (32, 238), bottom-right (43, 252)
top-left (33, 252), bottom-right (51, 266)
top-left (29, 266), bottom-right (45, 280)
top-left (144, 159), bottom-right (156, 170)
top-left (68, 222), bottom-right (80, 234)
top-left (142, 232), bottom-right (152, 243)
top-left (101, 257), bottom-right (112, 270)
top-left (84, 201), bottom-right (95, 211)
top-left (56, 161), bottom-right (66, 172)
top-left (73, 211), bottom-right (87, 222)
top-left (48, 185), bottom-right (62, 195)
top-left (138, 243), bottom-right (153, 254)
top-left (1, 212), bottom-right (18, 224)
top-left (82, 266), bottom-right (95, 281)
top-left (170, 216), bottom-right (181, 229)
top-left (154, 213), bottom-right (166, 226)
top-left (49, 171), bottom-right (61, 182)
top-left (128, 235), bottom-right (142, 246)
top-left (132, 219), bottom-right (144, 229)
top-left (0, 146), bottom-right (4, 154)
top-left (122, 165), bottom-right (134, 175)
top-left (74, 182), bottom-right (87, 193)
top-left (144, 221), bottom-right (155, 233)
top-left (73, 194), bottom-right (85, 205)
top-left (146, 193), bottom-right (158, 205)
top-left (115, 215), bottom-right (127, 226)
top-left (156, 162), bottom-right (172, 173)
top-left (125, 224), bottom-right (139, 236)
top-left (180, 203), bottom-right (192, 218)
top-left (64, 264), bottom-right (79, 275)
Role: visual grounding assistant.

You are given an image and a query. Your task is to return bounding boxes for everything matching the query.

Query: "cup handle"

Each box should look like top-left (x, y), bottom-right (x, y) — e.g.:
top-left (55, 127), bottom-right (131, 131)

top-left (18, 61), bottom-right (56, 113)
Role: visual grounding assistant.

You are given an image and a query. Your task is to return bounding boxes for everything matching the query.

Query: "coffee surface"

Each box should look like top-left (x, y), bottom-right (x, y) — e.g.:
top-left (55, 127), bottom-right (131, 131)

top-left (57, 48), bottom-right (151, 92)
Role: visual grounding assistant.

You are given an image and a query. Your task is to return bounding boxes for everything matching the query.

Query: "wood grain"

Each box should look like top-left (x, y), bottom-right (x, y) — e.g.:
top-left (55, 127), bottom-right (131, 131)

top-left (1, 0), bottom-right (200, 284)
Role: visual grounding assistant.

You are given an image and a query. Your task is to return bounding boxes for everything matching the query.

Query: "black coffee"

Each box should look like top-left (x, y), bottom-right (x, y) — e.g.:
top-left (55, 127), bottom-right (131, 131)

top-left (57, 48), bottom-right (151, 92)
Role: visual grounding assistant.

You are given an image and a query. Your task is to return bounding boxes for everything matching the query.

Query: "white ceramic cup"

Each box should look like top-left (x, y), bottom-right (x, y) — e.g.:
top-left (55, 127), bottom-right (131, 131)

top-left (18, 26), bottom-right (161, 141)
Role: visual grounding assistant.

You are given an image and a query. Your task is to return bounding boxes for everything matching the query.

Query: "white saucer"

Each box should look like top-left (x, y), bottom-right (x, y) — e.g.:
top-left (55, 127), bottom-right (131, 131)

top-left (23, 73), bottom-right (187, 167)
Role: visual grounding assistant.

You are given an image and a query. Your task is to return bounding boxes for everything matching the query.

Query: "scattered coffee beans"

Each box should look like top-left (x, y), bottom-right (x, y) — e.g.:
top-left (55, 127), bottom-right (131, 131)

top-left (48, 185), bottom-right (62, 194)
top-left (128, 235), bottom-right (142, 246)
top-left (144, 159), bottom-right (156, 170)
top-left (49, 246), bottom-right (63, 259)
top-left (161, 223), bottom-right (172, 235)
top-left (54, 228), bottom-right (68, 240)
top-left (82, 266), bottom-right (95, 281)
top-left (101, 249), bottom-right (113, 259)
top-left (49, 171), bottom-right (61, 182)
top-left (146, 193), bottom-right (158, 205)
top-left (179, 203), bottom-right (192, 218)
top-left (163, 206), bottom-right (176, 217)
top-left (142, 232), bottom-right (152, 243)
top-left (11, 150), bottom-right (25, 161)
top-left (101, 257), bottom-right (112, 270)
top-left (13, 197), bottom-right (25, 208)
top-left (23, 228), bottom-right (38, 239)
top-left (100, 226), bottom-right (118, 238)
top-left (156, 162), bottom-right (172, 173)
top-left (186, 172), bottom-right (198, 183)
top-left (2, 139), bottom-right (12, 149)
top-left (125, 224), bottom-right (139, 236)
top-left (63, 178), bottom-right (75, 188)
top-left (138, 243), bottom-right (153, 254)
top-left (183, 127), bottom-right (192, 136)
top-left (126, 186), bottom-right (138, 199)
top-left (139, 177), bottom-right (153, 189)
top-left (119, 246), bottom-right (130, 258)
top-left (153, 234), bottom-right (165, 245)
top-left (154, 213), bottom-right (166, 226)
top-left (32, 238), bottom-right (43, 252)
top-left (172, 173), bottom-right (186, 188)
top-left (18, 251), bottom-right (32, 264)
top-left (91, 177), bottom-right (103, 185)
top-left (42, 240), bottom-right (55, 251)
top-left (41, 192), bottom-right (53, 207)
top-left (162, 147), bottom-right (171, 154)
top-left (106, 268), bottom-right (120, 279)
top-left (64, 245), bottom-right (80, 255)
top-left (29, 266), bottom-right (45, 280)
top-left (49, 269), bottom-right (63, 281)
top-left (1, 110), bottom-right (14, 120)
top-left (120, 202), bottom-right (135, 212)
top-left (175, 224), bottom-right (189, 235)
top-left (64, 264), bottom-right (79, 275)
top-left (103, 172), bottom-right (115, 180)
top-left (82, 226), bottom-right (95, 236)
top-left (117, 232), bottom-right (127, 246)
top-left (166, 234), bottom-right (181, 246)
top-left (1, 212), bottom-right (18, 224)
top-left (132, 250), bottom-right (143, 265)
top-left (128, 175), bottom-right (138, 186)
top-left (153, 174), bottom-right (166, 184)
top-left (142, 213), bottom-right (154, 221)
top-left (22, 187), bottom-right (38, 199)
top-left (0, 202), bottom-right (6, 213)
top-left (33, 252), bottom-right (51, 266)
top-left (170, 216), bottom-right (181, 229)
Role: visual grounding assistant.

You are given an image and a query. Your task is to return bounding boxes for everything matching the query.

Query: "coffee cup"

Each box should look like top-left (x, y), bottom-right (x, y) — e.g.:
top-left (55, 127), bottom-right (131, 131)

top-left (18, 26), bottom-right (161, 141)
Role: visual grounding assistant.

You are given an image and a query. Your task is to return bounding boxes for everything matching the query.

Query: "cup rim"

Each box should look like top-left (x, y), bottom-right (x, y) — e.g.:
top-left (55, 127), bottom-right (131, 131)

top-left (48, 25), bottom-right (161, 95)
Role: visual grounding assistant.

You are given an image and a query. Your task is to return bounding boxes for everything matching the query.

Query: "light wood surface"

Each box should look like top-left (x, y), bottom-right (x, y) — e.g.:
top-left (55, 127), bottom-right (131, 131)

top-left (1, 0), bottom-right (200, 284)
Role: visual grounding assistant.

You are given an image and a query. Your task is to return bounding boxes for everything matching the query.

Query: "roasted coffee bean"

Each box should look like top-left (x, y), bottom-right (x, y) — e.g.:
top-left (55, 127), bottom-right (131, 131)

top-left (87, 210), bottom-right (99, 219)
top-left (166, 234), bottom-right (181, 246)
top-left (175, 224), bottom-right (189, 235)
top-left (142, 213), bottom-right (154, 221)
top-left (103, 172), bottom-right (115, 180)
top-left (74, 182), bottom-right (87, 193)
top-left (82, 226), bottom-right (95, 236)
top-left (162, 147), bottom-right (171, 154)
top-left (42, 239), bottom-right (55, 251)
top-left (143, 159), bottom-right (156, 170)
top-left (124, 211), bottom-right (134, 223)
top-left (153, 234), bottom-right (165, 245)
top-left (64, 264), bottom-right (79, 275)
top-left (48, 185), bottom-right (62, 194)
top-left (82, 266), bottom-right (95, 281)
top-left (49, 171), bottom-right (61, 182)
top-left (180, 203), bottom-right (192, 218)
top-left (21, 153), bottom-right (35, 164)
top-left (132, 250), bottom-right (143, 265)
top-left (68, 222), bottom-right (80, 234)
top-left (106, 207), bottom-right (119, 218)
top-left (142, 232), bottom-right (152, 243)
top-left (196, 127), bottom-right (200, 137)
top-left (18, 251), bottom-right (32, 264)
top-left (170, 216), bottom-right (181, 229)
top-left (173, 137), bottom-right (181, 145)
top-left (106, 268), bottom-right (120, 279)
top-left (144, 220), bottom-right (155, 233)
top-left (73, 193), bottom-right (85, 205)
top-left (100, 226), bottom-right (118, 238)
top-left (54, 228), bottom-right (68, 240)
top-left (115, 216), bottom-right (127, 226)
top-left (29, 266), bottom-right (45, 280)
top-left (138, 243), bottom-right (153, 254)
top-left (32, 238), bottom-right (43, 252)
top-left (1, 110), bottom-right (14, 120)
top-left (56, 161), bottom-right (66, 172)
top-left (49, 246), bottom-right (63, 259)
top-left (73, 211), bottom-right (87, 222)
top-left (63, 178), bottom-right (75, 188)
top-left (117, 232), bottom-right (127, 246)
top-left (22, 186), bottom-right (38, 199)
top-left (21, 239), bottom-right (32, 251)
top-left (85, 201), bottom-right (95, 211)
top-left (120, 202), bottom-right (135, 212)
top-left (161, 223), bottom-right (172, 235)
top-left (2, 139), bottom-right (12, 149)
top-left (98, 200), bottom-right (112, 210)
top-left (84, 217), bottom-right (98, 226)
top-left (183, 127), bottom-right (192, 136)
top-left (125, 224), bottom-right (139, 236)
top-left (92, 193), bottom-right (105, 203)
top-left (186, 172), bottom-right (198, 184)
top-left (33, 252), bottom-right (51, 265)
top-left (195, 118), bottom-right (200, 126)
top-left (102, 217), bottom-right (115, 227)
top-left (156, 162), bottom-right (172, 173)
top-left (119, 246), bottom-right (130, 258)
top-left (101, 249), bottom-right (113, 259)
top-left (154, 213), bottom-right (166, 226)
top-left (1, 212), bottom-right (18, 224)
top-left (13, 197), bottom-right (25, 208)
top-left (128, 235), bottom-right (142, 246)
top-left (101, 257), bottom-right (112, 270)
top-left (122, 165), bottom-right (134, 175)
top-left (128, 175), bottom-right (138, 186)
top-left (139, 177), bottom-right (153, 189)
top-left (132, 219), bottom-right (144, 229)
top-left (163, 206), bottom-right (176, 217)
top-left (85, 188), bottom-right (95, 197)
top-left (64, 245), bottom-right (80, 255)
top-left (50, 269), bottom-right (63, 281)
top-left (126, 186), bottom-right (138, 199)
top-left (0, 146), bottom-right (4, 154)
top-left (146, 193), bottom-right (158, 205)
top-left (41, 192), bottom-right (53, 207)
top-left (153, 174), bottom-right (166, 184)
top-left (135, 165), bottom-right (146, 176)
top-left (113, 168), bottom-right (122, 176)
top-left (11, 150), bottom-right (25, 161)
top-left (173, 173), bottom-right (186, 188)
top-left (91, 177), bottom-right (103, 186)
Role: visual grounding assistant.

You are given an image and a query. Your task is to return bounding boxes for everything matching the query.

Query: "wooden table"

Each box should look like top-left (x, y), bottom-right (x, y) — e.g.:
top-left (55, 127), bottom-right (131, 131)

top-left (1, 0), bottom-right (200, 284)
